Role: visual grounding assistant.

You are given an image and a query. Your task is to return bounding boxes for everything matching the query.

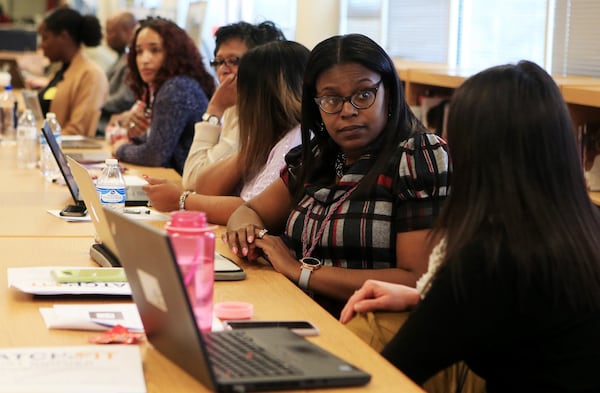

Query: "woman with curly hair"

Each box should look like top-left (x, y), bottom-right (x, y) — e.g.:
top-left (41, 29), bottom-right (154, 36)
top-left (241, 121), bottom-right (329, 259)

top-left (112, 17), bottom-right (215, 174)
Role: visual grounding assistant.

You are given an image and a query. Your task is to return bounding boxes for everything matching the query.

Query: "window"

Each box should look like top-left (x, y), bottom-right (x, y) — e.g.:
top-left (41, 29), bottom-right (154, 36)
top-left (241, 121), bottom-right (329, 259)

top-left (341, 0), bottom-right (600, 77)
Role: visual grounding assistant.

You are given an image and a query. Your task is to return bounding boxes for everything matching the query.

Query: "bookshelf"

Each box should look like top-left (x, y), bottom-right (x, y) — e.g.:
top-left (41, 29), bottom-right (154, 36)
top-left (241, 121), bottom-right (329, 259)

top-left (395, 63), bottom-right (600, 206)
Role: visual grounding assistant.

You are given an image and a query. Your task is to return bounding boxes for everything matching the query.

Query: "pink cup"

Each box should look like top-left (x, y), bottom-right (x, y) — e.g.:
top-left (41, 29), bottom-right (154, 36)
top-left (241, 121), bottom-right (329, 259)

top-left (165, 211), bottom-right (215, 332)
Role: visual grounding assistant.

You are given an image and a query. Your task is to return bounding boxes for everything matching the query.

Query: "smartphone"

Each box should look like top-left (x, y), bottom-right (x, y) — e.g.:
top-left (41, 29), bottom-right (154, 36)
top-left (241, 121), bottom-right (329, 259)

top-left (222, 320), bottom-right (319, 336)
top-left (51, 268), bottom-right (127, 283)
top-left (59, 204), bottom-right (87, 217)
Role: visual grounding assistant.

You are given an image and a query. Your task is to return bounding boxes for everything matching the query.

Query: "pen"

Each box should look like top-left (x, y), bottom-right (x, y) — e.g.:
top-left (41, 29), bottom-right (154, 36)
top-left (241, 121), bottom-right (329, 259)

top-left (124, 208), bottom-right (151, 215)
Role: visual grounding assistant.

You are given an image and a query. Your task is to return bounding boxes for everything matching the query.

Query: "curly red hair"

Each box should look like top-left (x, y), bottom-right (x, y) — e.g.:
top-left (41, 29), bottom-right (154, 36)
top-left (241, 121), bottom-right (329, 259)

top-left (127, 17), bottom-right (215, 99)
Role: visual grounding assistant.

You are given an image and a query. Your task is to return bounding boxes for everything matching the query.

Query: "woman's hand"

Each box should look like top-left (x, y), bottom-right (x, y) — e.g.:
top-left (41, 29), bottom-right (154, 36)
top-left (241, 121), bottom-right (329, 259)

top-left (339, 279), bottom-right (421, 324)
top-left (222, 225), bottom-right (268, 262)
top-left (124, 101), bottom-right (151, 138)
top-left (254, 234), bottom-right (299, 278)
top-left (142, 177), bottom-right (183, 212)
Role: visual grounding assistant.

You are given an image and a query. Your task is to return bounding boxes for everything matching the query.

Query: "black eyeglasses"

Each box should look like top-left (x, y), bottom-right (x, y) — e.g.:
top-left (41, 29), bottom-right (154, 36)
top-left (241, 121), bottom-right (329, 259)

top-left (314, 80), bottom-right (382, 114)
top-left (209, 56), bottom-right (240, 69)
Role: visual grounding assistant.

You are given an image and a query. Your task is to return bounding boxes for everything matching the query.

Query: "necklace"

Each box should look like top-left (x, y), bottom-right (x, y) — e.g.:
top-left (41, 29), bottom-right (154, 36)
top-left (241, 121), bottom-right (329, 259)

top-left (334, 151), bottom-right (347, 178)
top-left (301, 184), bottom-right (358, 258)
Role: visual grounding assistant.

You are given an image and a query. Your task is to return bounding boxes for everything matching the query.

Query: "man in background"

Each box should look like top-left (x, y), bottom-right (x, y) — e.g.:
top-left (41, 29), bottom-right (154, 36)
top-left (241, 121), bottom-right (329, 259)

top-left (97, 11), bottom-right (136, 137)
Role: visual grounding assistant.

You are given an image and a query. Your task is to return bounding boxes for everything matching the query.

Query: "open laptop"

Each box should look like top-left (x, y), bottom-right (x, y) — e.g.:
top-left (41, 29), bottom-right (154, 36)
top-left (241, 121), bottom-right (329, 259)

top-left (21, 89), bottom-right (103, 150)
top-left (67, 156), bottom-right (246, 280)
top-left (42, 122), bottom-right (149, 208)
top-left (103, 207), bottom-right (371, 392)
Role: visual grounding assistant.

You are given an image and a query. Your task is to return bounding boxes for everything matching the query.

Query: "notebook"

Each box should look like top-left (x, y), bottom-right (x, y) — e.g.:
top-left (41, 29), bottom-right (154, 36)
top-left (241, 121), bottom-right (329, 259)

top-left (41, 122), bottom-right (149, 207)
top-left (67, 156), bottom-right (246, 281)
top-left (102, 207), bottom-right (371, 392)
top-left (22, 89), bottom-right (103, 150)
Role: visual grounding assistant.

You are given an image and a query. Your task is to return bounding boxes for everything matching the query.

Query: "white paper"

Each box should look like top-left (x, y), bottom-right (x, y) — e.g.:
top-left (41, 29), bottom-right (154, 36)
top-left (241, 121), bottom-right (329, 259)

top-left (0, 345), bottom-right (146, 393)
top-left (7, 267), bottom-right (132, 296)
top-left (40, 303), bottom-right (144, 332)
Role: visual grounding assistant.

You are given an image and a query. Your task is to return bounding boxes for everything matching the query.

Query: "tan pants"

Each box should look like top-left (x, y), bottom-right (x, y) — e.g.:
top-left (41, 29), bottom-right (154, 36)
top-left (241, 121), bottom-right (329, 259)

top-left (346, 312), bottom-right (486, 393)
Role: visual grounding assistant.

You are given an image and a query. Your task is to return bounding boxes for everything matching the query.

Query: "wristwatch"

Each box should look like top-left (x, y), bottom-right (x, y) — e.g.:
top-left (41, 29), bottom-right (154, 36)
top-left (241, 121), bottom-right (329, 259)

top-left (202, 112), bottom-right (220, 125)
top-left (298, 257), bottom-right (322, 291)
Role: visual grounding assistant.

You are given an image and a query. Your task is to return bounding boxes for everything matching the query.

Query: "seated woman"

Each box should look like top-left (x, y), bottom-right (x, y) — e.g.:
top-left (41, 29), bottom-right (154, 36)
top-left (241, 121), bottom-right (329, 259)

top-left (37, 7), bottom-right (108, 136)
top-left (143, 40), bottom-right (310, 224)
top-left (112, 17), bottom-right (215, 174)
top-left (222, 34), bottom-right (450, 317)
top-left (181, 20), bottom-right (285, 190)
top-left (341, 61), bottom-right (600, 392)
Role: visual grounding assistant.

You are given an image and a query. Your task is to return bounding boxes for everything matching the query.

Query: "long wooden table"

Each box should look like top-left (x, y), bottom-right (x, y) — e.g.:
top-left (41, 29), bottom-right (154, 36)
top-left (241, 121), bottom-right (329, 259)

top-left (0, 143), bottom-right (423, 392)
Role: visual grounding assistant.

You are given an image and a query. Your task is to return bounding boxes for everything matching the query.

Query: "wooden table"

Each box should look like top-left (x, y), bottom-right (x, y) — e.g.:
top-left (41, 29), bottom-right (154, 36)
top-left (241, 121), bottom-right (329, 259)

top-left (0, 143), bottom-right (424, 392)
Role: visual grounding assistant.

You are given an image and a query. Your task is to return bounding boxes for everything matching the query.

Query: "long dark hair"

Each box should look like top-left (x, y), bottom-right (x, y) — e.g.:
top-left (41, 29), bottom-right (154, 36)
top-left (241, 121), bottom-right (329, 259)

top-left (435, 60), bottom-right (600, 311)
top-left (127, 17), bottom-right (215, 99)
top-left (294, 33), bottom-right (426, 200)
top-left (237, 40), bottom-right (309, 182)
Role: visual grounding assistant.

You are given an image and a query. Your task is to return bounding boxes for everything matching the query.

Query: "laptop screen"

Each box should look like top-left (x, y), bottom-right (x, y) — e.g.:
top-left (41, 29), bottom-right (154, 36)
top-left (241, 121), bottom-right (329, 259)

top-left (40, 122), bottom-right (83, 206)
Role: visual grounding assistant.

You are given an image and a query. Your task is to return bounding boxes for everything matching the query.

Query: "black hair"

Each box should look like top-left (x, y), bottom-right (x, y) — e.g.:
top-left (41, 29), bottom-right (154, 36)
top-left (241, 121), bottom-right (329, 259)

top-left (213, 20), bottom-right (285, 55)
top-left (44, 7), bottom-right (102, 47)
top-left (436, 60), bottom-right (600, 311)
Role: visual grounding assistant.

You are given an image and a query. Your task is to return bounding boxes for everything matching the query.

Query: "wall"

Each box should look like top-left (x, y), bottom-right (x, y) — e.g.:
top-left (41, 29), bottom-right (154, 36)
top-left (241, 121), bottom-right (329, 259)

top-left (295, 0), bottom-right (340, 49)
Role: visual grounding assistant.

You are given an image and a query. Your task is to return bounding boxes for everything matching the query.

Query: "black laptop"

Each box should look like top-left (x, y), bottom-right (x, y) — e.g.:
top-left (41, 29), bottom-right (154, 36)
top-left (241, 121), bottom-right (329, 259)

top-left (41, 122), bottom-right (149, 207)
top-left (103, 207), bottom-right (371, 392)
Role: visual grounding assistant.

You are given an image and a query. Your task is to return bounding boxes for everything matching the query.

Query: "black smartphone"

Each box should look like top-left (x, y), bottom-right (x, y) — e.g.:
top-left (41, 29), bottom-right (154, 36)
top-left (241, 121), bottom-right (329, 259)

top-left (222, 320), bottom-right (319, 336)
top-left (59, 204), bottom-right (87, 217)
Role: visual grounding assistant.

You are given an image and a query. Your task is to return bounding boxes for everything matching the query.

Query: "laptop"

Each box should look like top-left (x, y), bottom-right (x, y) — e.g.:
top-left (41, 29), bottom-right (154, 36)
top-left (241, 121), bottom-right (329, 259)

top-left (67, 156), bottom-right (246, 280)
top-left (0, 57), bottom-right (26, 89)
top-left (21, 89), bottom-right (103, 150)
top-left (41, 121), bottom-right (150, 207)
top-left (103, 207), bottom-right (371, 392)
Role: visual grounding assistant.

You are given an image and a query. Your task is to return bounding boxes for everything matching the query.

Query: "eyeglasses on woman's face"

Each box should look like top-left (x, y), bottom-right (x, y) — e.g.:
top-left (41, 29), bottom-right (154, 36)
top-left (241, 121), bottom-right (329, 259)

top-left (209, 56), bottom-right (240, 69)
top-left (314, 80), bottom-right (382, 114)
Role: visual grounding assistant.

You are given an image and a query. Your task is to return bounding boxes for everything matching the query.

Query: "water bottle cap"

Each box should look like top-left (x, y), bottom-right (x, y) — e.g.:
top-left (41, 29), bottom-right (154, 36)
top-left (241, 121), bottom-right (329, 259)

top-left (105, 158), bottom-right (119, 166)
top-left (165, 211), bottom-right (210, 234)
top-left (46, 112), bottom-right (56, 119)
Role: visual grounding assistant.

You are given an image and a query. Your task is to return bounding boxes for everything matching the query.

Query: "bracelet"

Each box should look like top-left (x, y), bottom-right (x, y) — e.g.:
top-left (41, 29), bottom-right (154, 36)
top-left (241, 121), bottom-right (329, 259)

top-left (179, 190), bottom-right (195, 210)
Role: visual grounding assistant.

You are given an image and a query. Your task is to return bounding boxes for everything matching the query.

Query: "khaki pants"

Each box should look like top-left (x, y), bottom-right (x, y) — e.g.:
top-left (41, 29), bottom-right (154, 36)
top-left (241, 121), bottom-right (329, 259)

top-left (346, 312), bottom-right (486, 393)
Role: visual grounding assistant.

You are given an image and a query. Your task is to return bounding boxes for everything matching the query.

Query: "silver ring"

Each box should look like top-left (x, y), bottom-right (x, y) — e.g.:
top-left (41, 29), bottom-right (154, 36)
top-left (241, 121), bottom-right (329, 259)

top-left (257, 228), bottom-right (268, 239)
top-left (129, 121), bottom-right (136, 129)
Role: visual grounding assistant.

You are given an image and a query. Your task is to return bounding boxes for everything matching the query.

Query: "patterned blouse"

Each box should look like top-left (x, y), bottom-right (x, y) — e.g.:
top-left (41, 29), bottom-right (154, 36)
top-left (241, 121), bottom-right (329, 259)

top-left (281, 131), bottom-right (450, 314)
top-left (282, 131), bottom-right (450, 270)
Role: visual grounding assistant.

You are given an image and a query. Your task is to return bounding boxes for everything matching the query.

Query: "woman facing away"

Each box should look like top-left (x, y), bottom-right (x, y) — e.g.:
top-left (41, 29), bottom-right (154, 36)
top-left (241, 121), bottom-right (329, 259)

top-left (142, 40), bottom-right (310, 225)
top-left (341, 61), bottom-right (600, 392)
top-left (223, 34), bottom-right (450, 317)
top-left (37, 7), bottom-right (109, 136)
top-left (112, 17), bottom-right (215, 174)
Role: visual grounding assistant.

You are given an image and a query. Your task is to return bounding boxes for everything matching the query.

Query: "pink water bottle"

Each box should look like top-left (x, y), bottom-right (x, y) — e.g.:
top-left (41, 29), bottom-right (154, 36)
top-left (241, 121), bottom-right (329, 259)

top-left (165, 211), bottom-right (215, 332)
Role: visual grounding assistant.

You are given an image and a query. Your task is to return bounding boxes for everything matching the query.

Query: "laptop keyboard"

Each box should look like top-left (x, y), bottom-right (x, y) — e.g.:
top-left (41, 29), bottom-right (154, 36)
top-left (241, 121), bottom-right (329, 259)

top-left (205, 330), bottom-right (303, 379)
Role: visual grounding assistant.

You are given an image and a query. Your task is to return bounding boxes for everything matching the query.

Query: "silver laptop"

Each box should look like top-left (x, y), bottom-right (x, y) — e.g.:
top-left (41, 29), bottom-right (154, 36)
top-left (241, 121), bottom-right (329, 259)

top-left (67, 156), bottom-right (245, 280)
top-left (21, 89), bottom-right (103, 151)
top-left (41, 122), bottom-right (149, 208)
top-left (103, 207), bottom-right (371, 392)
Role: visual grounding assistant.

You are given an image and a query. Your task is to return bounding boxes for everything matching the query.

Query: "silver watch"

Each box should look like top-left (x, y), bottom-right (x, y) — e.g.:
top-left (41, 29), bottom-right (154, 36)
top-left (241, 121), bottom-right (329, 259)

top-left (298, 257), bottom-right (322, 291)
top-left (202, 112), bottom-right (220, 125)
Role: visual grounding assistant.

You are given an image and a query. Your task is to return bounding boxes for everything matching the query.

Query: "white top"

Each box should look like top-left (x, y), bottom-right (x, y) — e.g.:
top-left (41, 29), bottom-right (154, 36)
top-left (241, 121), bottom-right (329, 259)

top-left (181, 106), bottom-right (240, 190)
top-left (239, 125), bottom-right (302, 201)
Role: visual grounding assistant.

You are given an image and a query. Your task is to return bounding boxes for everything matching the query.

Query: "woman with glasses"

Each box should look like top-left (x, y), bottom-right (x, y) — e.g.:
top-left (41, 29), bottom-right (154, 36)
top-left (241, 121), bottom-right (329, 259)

top-left (223, 34), bottom-right (450, 317)
top-left (181, 21), bottom-right (285, 189)
top-left (111, 17), bottom-right (215, 174)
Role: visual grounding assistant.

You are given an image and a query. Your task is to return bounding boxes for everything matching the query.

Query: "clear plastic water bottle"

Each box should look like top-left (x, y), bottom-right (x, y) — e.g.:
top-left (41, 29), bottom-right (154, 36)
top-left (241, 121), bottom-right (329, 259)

top-left (96, 158), bottom-right (126, 212)
top-left (40, 112), bottom-right (62, 181)
top-left (0, 78), bottom-right (17, 145)
top-left (16, 109), bottom-right (38, 169)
